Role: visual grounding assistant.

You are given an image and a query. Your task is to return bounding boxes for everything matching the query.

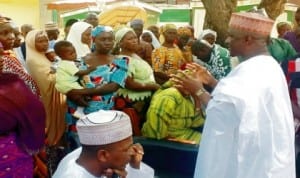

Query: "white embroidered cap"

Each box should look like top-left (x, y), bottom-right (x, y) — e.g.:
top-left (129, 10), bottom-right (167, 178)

top-left (76, 110), bottom-right (132, 145)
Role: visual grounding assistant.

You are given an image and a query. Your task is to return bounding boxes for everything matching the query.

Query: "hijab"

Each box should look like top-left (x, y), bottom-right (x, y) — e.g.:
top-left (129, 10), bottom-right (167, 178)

top-left (141, 30), bottom-right (160, 49)
top-left (25, 30), bottom-right (66, 146)
top-left (0, 73), bottom-right (45, 154)
top-left (66, 21), bottom-right (92, 58)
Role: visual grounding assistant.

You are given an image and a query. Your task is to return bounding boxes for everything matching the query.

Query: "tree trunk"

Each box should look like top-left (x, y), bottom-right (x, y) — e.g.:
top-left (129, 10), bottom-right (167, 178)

top-left (258, 0), bottom-right (287, 20)
top-left (201, 0), bottom-right (238, 46)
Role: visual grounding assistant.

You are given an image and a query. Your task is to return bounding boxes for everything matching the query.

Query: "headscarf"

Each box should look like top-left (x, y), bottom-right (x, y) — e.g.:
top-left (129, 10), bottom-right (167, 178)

top-left (198, 29), bottom-right (217, 40)
top-left (114, 27), bottom-right (135, 46)
top-left (91, 25), bottom-right (113, 51)
top-left (92, 25), bottom-right (113, 38)
top-left (141, 30), bottom-right (160, 49)
top-left (26, 30), bottom-right (66, 146)
top-left (0, 73), bottom-right (45, 154)
top-left (66, 21), bottom-right (92, 58)
top-left (161, 24), bottom-right (177, 33)
top-left (178, 26), bottom-right (192, 37)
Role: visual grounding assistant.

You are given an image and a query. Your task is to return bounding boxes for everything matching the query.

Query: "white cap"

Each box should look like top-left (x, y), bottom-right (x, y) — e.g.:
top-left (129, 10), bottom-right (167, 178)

top-left (77, 110), bottom-right (132, 145)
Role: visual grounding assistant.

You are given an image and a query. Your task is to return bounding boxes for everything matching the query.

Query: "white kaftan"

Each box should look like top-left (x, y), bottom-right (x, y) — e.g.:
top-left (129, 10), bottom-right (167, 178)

top-left (194, 55), bottom-right (295, 178)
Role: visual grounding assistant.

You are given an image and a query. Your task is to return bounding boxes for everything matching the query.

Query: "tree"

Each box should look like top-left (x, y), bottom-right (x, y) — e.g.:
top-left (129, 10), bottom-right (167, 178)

top-left (201, 0), bottom-right (287, 46)
top-left (258, 0), bottom-right (287, 20)
top-left (201, 0), bottom-right (238, 46)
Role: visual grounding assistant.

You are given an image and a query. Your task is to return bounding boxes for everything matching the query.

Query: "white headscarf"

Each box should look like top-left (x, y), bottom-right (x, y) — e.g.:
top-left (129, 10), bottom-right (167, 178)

top-left (66, 21), bottom-right (92, 58)
top-left (140, 30), bottom-right (160, 49)
top-left (198, 29), bottom-right (217, 40)
top-left (114, 27), bottom-right (135, 46)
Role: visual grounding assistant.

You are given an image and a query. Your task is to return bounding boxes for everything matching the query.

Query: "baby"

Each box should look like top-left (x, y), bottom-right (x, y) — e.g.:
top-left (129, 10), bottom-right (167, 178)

top-left (54, 40), bottom-right (95, 118)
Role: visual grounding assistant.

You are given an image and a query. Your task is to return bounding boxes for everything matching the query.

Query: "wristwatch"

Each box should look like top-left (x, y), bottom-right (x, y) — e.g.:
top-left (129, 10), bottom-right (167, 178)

top-left (196, 88), bottom-right (206, 97)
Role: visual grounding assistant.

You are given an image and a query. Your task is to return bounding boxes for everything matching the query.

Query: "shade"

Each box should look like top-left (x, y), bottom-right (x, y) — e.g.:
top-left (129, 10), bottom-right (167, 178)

top-left (98, 5), bottom-right (147, 27)
top-left (288, 0), bottom-right (300, 5)
top-left (47, 0), bottom-right (97, 11)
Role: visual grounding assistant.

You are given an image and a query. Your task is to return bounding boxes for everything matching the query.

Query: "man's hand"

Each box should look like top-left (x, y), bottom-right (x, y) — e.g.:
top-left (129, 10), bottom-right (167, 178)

top-left (129, 143), bottom-right (144, 169)
top-left (171, 70), bottom-right (204, 95)
top-left (185, 63), bottom-right (215, 86)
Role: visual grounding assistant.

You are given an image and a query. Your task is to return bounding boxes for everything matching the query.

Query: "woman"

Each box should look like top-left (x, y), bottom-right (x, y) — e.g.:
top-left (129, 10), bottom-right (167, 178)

top-left (142, 71), bottom-right (205, 144)
top-left (177, 26), bottom-right (194, 63)
top-left (26, 29), bottom-right (66, 147)
top-left (66, 21), bottom-right (92, 58)
top-left (0, 73), bottom-right (45, 177)
top-left (141, 30), bottom-right (160, 50)
top-left (25, 30), bottom-right (67, 175)
top-left (113, 27), bottom-right (160, 135)
top-left (66, 26), bottom-right (128, 150)
top-left (199, 29), bottom-right (217, 46)
top-left (0, 17), bottom-right (39, 95)
top-left (152, 24), bottom-right (186, 84)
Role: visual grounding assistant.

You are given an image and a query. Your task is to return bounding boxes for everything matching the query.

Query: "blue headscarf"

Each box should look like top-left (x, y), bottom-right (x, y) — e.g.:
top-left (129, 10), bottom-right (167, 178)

top-left (92, 25), bottom-right (113, 38)
top-left (91, 25), bottom-right (113, 51)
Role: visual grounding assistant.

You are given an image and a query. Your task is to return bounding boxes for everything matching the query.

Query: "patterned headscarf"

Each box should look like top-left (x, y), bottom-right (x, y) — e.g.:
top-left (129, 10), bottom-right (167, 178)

top-left (91, 25), bottom-right (113, 51)
top-left (178, 26), bottom-right (192, 37)
top-left (92, 25), bottom-right (113, 38)
top-left (161, 24), bottom-right (177, 33)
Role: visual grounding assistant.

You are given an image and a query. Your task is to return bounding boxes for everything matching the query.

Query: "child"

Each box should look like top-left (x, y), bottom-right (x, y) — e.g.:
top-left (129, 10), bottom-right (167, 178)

top-left (54, 40), bottom-right (95, 118)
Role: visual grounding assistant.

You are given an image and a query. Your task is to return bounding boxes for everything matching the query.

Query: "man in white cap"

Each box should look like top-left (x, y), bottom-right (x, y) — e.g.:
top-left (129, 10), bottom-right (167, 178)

top-left (172, 12), bottom-right (295, 178)
top-left (53, 110), bottom-right (154, 178)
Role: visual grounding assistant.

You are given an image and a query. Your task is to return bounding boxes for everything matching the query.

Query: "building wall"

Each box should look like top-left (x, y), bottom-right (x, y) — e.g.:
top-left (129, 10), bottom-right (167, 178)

top-left (0, 0), bottom-right (40, 28)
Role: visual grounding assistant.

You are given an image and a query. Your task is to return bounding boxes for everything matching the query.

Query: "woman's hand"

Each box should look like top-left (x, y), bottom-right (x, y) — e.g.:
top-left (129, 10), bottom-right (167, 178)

top-left (148, 83), bottom-right (160, 91)
top-left (66, 90), bottom-right (89, 107)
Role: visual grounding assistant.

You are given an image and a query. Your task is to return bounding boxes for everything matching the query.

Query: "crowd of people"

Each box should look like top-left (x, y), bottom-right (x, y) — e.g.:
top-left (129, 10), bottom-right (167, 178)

top-left (0, 7), bottom-right (299, 178)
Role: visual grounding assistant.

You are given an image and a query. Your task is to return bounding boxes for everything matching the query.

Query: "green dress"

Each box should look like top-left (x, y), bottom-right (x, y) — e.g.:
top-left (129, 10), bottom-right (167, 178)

top-left (142, 86), bottom-right (205, 144)
top-left (117, 54), bottom-right (156, 101)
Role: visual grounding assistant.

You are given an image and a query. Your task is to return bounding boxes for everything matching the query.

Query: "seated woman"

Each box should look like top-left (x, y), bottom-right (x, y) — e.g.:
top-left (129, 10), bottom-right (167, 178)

top-left (177, 26), bottom-right (195, 63)
top-left (113, 27), bottom-right (160, 135)
top-left (152, 24), bottom-right (187, 84)
top-left (142, 70), bottom-right (205, 144)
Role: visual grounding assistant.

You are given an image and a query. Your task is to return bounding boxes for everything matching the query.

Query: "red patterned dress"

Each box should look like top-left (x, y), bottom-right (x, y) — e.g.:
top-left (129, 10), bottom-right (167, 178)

top-left (0, 51), bottom-right (40, 96)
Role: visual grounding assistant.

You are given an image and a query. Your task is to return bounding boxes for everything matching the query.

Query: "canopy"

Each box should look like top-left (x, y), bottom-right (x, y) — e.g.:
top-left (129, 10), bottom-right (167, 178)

top-left (47, 0), bottom-right (97, 11)
top-left (98, 5), bottom-right (147, 27)
top-left (288, 0), bottom-right (300, 5)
